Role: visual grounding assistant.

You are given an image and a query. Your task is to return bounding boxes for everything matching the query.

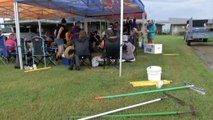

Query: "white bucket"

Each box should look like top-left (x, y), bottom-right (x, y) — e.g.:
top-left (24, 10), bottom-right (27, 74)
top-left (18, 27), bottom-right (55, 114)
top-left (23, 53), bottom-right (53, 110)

top-left (138, 41), bottom-right (142, 47)
top-left (146, 66), bottom-right (162, 81)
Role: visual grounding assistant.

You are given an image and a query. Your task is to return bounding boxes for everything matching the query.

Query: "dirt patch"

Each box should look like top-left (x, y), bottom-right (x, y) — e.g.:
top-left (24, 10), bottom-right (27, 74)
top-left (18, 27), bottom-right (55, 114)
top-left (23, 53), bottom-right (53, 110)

top-left (191, 43), bottom-right (213, 71)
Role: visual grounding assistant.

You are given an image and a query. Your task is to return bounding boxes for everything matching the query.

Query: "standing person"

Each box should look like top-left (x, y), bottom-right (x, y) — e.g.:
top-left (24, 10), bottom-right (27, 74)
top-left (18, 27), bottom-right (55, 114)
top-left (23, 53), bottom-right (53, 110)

top-left (55, 18), bottom-right (67, 59)
top-left (131, 18), bottom-right (138, 30)
top-left (71, 21), bottom-right (81, 41)
top-left (146, 20), bottom-right (157, 43)
top-left (124, 17), bottom-right (131, 35)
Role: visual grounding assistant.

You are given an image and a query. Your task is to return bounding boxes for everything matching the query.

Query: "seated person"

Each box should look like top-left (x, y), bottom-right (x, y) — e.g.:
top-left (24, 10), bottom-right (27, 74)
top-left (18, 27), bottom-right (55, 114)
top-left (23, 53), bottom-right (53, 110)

top-left (44, 32), bottom-right (54, 47)
top-left (99, 31), bottom-right (106, 50)
top-left (65, 31), bottom-right (73, 46)
top-left (122, 35), bottom-right (135, 62)
top-left (69, 30), bottom-right (90, 70)
top-left (89, 31), bottom-right (100, 52)
top-left (5, 33), bottom-right (16, 53)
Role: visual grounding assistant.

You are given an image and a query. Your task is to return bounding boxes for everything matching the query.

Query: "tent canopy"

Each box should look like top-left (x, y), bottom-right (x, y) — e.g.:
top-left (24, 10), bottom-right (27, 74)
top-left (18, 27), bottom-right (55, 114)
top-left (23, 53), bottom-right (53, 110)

top-left (0, 0), bottom-right (78, 19)
top-left (16, 0), bottom-right (145, 19)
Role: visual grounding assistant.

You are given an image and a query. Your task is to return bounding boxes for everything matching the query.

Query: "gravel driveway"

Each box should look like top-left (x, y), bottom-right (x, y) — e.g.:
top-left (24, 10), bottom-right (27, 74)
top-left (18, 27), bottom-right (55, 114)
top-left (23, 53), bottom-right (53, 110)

top-left (192, 43), bottom-right (213, 71)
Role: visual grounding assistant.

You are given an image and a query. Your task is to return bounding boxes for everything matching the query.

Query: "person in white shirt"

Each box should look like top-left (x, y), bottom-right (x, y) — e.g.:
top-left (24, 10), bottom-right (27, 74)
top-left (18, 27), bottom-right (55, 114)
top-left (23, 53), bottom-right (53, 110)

top-left (122, 35), bottom-right (135, 62)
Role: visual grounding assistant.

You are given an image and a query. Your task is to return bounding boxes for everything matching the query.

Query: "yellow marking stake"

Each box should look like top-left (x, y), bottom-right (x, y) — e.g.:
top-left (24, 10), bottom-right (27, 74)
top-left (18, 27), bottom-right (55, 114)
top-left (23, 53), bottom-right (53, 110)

top-left (24, 67), bottom-right (51, 73)
top-left (130, 80), bottom-right (172, 87)
top-left (163, 54), bottom-right (179, 56)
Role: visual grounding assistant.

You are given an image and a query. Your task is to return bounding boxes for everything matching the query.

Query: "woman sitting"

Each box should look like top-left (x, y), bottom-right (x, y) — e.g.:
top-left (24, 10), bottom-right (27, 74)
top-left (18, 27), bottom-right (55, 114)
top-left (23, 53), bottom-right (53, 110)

top-left (5, 33), bottom-right (16, 53)
top-left (69, 30), bottom-right (90, 70)
top-left (122, 35), bottom-right (135, 62)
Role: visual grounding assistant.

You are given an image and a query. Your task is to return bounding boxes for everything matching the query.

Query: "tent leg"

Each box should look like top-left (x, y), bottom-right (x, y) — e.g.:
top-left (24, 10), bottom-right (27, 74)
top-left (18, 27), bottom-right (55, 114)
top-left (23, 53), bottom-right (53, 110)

top-left (38, 20), bottom-right (42, 37)
top-left (84, 17), bottom-right (88, 33)
top-left (14, 2), bottom-right (23, 70)
top-left (119, 0), bottom-right (124, 77)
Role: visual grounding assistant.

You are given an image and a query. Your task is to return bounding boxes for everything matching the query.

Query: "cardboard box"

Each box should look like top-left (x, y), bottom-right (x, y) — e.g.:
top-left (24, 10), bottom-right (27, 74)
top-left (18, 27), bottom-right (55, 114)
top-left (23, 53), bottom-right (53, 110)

top-left (144, 44), bottom-right (162, 54)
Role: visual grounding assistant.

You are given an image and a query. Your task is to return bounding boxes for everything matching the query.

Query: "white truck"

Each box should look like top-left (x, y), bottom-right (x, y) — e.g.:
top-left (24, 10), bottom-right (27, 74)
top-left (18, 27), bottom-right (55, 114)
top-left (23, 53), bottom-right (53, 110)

top-left (184, 18), bottom-right (213, 46)
top-left (1, 26), bottom-right (38, 41)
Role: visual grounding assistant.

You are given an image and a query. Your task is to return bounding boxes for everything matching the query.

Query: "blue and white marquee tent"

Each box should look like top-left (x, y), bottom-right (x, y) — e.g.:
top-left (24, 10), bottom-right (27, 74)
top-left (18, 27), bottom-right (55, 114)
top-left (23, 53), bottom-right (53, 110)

top-left (2, 0), bottom-right (145, 76)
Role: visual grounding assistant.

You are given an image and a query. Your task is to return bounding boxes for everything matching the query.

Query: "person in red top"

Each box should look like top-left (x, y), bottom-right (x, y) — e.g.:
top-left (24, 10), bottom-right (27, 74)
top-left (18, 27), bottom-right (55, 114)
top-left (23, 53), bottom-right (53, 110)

top-left (5, 33), bottom-right (16, 52)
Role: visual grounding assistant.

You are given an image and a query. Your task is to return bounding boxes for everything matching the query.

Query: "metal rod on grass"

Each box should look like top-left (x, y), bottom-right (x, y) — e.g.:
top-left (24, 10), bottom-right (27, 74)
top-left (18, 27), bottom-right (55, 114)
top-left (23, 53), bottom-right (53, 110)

top-left (96, 84), bottom-right (205, 100)
top-left (78, 97), bottom-right (165, 120)
top-left (96, 86), bottom-right (189, 100)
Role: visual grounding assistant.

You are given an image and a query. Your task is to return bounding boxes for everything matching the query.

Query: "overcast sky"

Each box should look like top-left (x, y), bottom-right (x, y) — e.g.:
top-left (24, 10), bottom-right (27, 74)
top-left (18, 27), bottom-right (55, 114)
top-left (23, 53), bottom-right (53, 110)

top-left (142, 0), bottom-right (213, 20)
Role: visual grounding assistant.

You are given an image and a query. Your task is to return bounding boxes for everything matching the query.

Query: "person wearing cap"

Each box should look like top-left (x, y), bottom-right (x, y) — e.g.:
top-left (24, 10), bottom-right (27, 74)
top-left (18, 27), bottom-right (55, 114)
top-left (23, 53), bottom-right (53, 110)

top-left (146, 20), bottom-right (157, 43)
top-left (122, 35), bottom-right (135, 62)
top-left (55, 18), bottom-right (68, 59)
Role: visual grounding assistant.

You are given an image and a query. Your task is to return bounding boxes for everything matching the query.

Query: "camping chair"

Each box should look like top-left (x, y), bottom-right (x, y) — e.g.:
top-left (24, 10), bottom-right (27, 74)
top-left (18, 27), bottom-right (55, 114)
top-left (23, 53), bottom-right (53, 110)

top-left (31, 36), bottom-right (56, 67)
top-left (20, 38), bottom-right (31, 65)
top-left (73, 37), bottom-right (91, 70)
top-left (5, 44), bottom-right (16, 63)
top-left (0, 36), bottom-right (9, 64)
top-left (103, 37), bottom-right (120, 68)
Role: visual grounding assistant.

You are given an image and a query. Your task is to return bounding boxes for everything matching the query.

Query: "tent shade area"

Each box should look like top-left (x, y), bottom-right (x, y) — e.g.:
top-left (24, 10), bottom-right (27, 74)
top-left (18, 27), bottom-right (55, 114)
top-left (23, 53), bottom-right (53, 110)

top-left (0, 0), bottom-right (145, 76)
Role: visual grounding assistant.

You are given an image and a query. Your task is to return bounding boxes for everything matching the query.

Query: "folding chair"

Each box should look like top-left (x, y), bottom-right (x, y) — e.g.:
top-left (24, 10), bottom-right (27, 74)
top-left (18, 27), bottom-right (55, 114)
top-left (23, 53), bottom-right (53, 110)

top-left (72, 37), bottom-right (91, 70)
top-left (103, 37), bottom-right (120, 68)
top-left (31, 36), bottom-right (56, 67)
top-left (0, 36), bottom-right (9, 64)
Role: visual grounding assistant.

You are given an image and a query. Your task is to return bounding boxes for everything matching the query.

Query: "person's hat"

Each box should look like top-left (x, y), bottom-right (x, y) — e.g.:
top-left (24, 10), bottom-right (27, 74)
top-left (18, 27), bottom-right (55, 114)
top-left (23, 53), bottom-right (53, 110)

top-left (123, 35), bottom-right (128, 42)
top-left (61, 18), bottom-right (67, 24)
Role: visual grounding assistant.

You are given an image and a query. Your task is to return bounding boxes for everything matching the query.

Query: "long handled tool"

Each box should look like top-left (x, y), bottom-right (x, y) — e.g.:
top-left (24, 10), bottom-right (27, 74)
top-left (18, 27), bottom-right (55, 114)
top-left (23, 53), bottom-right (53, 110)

top-left (104, 105), bottom-right (195, 118)
top-left (104, 105), bottom-right (196, 118)
top-left (78, 97), bottom-right (166, 120)
top-left (70, 105), bottom-right (195, 119)
top-left (163, 92), bottom-right (186, 106)
top-left (96, 83), bottom-right (205, 100)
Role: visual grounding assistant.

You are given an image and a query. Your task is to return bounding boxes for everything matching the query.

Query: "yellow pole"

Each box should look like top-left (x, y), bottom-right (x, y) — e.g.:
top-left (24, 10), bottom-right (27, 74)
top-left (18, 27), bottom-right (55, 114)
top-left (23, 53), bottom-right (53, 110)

top-left (24, 67), bottom-right (51, 73)
top-left (163, 54), bottom-right (179, 56)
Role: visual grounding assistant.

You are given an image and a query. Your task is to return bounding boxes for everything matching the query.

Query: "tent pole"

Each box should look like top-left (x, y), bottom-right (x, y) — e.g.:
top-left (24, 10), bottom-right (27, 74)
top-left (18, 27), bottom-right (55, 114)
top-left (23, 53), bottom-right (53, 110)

top-left (84, 17), bottom-right (88, 33)
top-left (38, 20), bottom-right (42, 37)
top-left (14, 2), bottom-right (23, 70)
top-left (142, 12), bottom-right (146, 46)
top-left (119, 0), bottom-right (124, 77)
top-left (99, 20), bottom-right (102, 35)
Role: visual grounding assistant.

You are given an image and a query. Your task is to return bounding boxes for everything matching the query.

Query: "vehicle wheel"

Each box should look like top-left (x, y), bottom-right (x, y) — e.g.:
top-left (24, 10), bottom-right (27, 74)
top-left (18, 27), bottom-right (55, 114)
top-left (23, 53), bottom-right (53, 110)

top-left (186, 40), bottom-right (191, 46)
top-left (203, 39), bottom-right (208, 42)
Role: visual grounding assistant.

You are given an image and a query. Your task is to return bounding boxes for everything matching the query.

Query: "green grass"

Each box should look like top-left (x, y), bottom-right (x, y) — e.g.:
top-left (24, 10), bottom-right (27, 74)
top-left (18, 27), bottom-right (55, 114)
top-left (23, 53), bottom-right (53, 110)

top-left (0, 35), bottom-right (213, 120)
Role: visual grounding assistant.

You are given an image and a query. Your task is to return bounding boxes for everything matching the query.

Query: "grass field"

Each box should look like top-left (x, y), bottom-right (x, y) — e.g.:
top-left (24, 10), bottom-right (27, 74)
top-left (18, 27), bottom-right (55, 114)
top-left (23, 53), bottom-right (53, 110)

top-left (0, 35), bottom-right (213, 120)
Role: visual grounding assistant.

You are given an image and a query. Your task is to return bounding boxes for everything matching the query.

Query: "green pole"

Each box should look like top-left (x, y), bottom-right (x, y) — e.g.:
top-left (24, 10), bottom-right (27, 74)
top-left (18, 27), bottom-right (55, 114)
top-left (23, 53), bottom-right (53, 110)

top-left (96, 86), bottom-right (189, 100)
top-left (104, 112), bottom-right (178, 117)
top-left (67, 112), bottom-right (180, 119)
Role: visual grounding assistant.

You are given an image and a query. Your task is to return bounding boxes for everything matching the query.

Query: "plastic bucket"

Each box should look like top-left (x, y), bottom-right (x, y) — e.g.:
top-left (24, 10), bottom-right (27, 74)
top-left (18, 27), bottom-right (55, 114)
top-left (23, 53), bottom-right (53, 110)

top-left (62, 57), bottom-right (72, 66)
top-left (146, 66), bottom-right (162, 81)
